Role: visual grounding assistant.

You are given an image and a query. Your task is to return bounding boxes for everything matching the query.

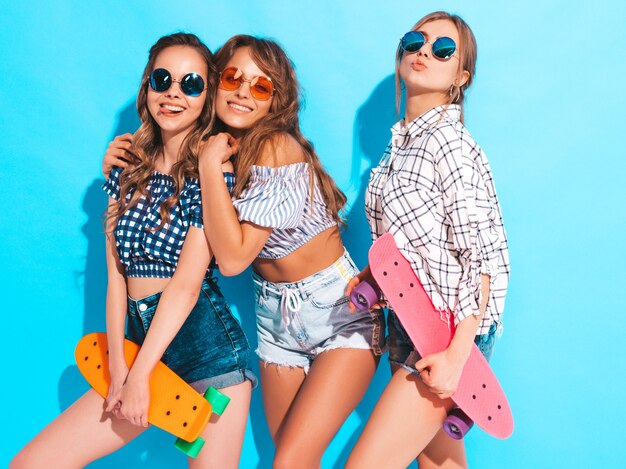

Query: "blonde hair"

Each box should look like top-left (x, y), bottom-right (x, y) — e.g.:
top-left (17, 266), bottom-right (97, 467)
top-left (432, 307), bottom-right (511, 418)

top-left (395, 11), bottom-right (477, 122)
top-left (108, 33), bottom-right (217, 231)
top-left (213, 35), bottom-right (347, 224)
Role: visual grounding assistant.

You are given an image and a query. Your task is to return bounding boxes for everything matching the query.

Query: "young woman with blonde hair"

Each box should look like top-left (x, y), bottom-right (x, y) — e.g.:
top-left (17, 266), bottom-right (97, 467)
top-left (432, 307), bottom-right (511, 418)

top-left (198, 35), bottom-right (384, 468)
top-left (346, 12), bottom-right (510, 468)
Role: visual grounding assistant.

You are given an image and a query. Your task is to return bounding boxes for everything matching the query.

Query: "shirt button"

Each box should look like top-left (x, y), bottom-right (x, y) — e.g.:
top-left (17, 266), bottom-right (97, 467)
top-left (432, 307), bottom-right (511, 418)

top-left (138, 303), bottom-right (148, 312)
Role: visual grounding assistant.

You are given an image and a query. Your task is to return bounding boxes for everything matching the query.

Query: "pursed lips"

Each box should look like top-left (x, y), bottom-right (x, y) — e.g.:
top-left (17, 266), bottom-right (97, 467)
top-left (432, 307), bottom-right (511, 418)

top-left (412, 59), bottom-right (427, 71)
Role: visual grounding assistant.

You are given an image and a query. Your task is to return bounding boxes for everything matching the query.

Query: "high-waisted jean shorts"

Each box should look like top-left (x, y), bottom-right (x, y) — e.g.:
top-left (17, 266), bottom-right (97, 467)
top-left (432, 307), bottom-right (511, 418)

top-left (252, 250), bottom-right (385, 371)
top-left (387, 309), bottom-right (498, 374)
top-left (126, 276), bottom-right (257, 393)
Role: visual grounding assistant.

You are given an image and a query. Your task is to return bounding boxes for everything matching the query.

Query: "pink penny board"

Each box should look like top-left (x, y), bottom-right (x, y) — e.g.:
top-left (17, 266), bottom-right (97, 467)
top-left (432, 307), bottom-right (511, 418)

top-left (369, 233), bottom-right (513, 439)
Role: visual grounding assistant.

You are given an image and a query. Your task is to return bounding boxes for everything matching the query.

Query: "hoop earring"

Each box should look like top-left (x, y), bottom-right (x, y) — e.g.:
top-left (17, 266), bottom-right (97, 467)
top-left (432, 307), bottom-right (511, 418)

top-left (449, 85), bottom-right (461, 103)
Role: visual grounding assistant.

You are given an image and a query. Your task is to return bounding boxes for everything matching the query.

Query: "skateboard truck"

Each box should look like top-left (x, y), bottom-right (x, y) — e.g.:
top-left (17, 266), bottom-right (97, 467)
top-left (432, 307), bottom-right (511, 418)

top-left (174, 387), bottom-right (231, 457)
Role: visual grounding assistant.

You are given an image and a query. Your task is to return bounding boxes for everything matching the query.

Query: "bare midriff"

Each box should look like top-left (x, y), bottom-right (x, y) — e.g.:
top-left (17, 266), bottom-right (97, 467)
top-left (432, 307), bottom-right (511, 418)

top-left (126, 277), bottom-right (171, 300)
top-left (252, 226), bottom-right (346, 283)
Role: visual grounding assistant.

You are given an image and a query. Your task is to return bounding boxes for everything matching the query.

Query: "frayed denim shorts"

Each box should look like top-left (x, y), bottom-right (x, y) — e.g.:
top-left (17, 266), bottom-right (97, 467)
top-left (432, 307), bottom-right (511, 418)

top-left (387, 309), bottom-right (498, 374)
top-left (126, 276), bottom-right (257, 393)
top-left (252, 251), bottom-right (385, 371)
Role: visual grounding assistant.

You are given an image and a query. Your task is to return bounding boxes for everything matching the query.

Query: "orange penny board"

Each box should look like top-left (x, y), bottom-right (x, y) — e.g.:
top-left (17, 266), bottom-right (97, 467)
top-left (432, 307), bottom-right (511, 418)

top-left (75, 332), bottom-right (212, 442)
top-left (369, 233), bottom-right (514, 439)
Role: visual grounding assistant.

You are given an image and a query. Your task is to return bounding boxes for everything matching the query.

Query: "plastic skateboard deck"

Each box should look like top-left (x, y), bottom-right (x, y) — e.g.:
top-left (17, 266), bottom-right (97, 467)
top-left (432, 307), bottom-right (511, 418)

top-left (368, 233), bottom-right (513, 439)
top-left (75, 332), bottom-right (216, 444)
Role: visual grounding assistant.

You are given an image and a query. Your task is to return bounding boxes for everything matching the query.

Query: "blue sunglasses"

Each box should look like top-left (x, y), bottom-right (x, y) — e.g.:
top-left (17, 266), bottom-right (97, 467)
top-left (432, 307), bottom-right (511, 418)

top-left (400, 31), bottom-right (457, 60)
top-left (149, 68), bottom-right (207, 97)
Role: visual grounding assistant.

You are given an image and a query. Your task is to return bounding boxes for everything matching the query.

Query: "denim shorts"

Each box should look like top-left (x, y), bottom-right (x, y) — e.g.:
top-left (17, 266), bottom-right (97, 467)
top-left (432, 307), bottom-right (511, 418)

top-left (387, 309), bottom-right (498, 374)
top-left (253, 251), bottom-right (385, 371)
top-left (126, 276), bottom-right (257, 393)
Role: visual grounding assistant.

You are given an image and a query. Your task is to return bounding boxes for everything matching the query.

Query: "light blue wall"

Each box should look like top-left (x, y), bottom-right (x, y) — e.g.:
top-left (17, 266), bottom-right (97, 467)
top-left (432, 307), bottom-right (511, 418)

top-left (2, 1), bottom-right (624, 467)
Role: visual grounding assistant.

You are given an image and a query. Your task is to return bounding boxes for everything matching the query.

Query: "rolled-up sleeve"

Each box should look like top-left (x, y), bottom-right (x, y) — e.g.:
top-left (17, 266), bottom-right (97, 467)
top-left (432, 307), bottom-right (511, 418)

top-left (431, 128), bottom-right (505, 323)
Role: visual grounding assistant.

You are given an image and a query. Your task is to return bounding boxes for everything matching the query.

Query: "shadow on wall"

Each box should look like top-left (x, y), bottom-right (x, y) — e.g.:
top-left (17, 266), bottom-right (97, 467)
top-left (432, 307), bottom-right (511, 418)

top-left (57, 100), bottom-right (273, 467)
top-left (342, 74), bottom-right (397, 266)
top-left (332, 74), bottom-right (401, 468)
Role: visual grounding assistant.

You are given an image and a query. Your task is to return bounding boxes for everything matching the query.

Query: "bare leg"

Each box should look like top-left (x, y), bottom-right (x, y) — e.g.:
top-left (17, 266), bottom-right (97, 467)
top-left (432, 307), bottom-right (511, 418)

top-left (259, 361), bottom-right (306, 441)
top-left (273, 349), bottom-right (378, 469)
top-left (388, 364), bottom-right (468, 468)
top-left (189, 380), bottom-right (252, 469)
top-left (346, 368), bottom-right (455, 469)
top-left (10, 389), bottom-right (146, 469)
top-left (418, 427), bottom-right (467, 469)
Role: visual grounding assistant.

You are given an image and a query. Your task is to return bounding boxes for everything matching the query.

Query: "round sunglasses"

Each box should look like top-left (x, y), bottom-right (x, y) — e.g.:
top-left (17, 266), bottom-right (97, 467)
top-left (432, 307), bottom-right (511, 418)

top-left (219, 67), bottom-right (274, 101)
top-left (149, 68), bottom-right (207, 97)
top-left (400, 31), bottom-right (457, 60)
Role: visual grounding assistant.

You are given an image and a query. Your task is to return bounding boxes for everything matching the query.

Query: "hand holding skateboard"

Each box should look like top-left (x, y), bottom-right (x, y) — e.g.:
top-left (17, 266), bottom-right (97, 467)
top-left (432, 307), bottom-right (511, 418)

top-left (75, 332), bottom-right (231, 457)
top-left (350, 233), bottom-right (513, 440)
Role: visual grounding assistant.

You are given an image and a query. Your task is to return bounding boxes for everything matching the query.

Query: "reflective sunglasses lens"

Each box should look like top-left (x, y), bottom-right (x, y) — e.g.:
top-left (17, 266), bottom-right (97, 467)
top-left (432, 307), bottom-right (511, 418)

top-left (220, 67), bottom-right (242, 91)
top-left (432, 37), bottom-right (456, 59)
top-left (401, 31), bottom-right (425, 52)
top-left (149, 68), bottom-right (171, 92)
top-left (250, 76), bottom-right (273, 101)
top-left (181, 73), bottom-right (205, 97)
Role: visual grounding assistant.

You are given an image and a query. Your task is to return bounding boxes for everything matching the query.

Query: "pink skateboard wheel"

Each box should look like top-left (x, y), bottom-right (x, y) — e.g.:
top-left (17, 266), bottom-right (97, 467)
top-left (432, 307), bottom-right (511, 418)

top-left (443, 408), bottom-right (474, 440)
top-left (350, 281), bottom-right (382, 311)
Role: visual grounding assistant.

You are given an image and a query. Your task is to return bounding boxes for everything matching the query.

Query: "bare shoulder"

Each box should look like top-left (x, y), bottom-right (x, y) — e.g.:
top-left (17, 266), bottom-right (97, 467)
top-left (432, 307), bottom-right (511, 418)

top-left (256, 133), bottom-right (306, 167)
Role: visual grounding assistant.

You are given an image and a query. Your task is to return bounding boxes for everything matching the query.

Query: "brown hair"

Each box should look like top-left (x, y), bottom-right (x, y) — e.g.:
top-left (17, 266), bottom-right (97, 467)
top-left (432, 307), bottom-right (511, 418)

top-left (108, 33), bottom-right (217, 230)
top-left (213, 35), bottom-right (347, 224)
top-left (395, 12), bottom-right (477, 122)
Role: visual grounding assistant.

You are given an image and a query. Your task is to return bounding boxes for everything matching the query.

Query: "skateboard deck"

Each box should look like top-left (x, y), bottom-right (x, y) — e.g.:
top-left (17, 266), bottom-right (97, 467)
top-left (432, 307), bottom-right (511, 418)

top-left (75, 332), bottom-right (215, 443)
top-left (368, 233), bottom-right (513, 439)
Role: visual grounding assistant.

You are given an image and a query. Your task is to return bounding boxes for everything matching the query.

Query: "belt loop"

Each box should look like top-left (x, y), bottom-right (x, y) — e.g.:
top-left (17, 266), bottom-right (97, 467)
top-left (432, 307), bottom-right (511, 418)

top-left (298, 282), bottom-right (310, 301)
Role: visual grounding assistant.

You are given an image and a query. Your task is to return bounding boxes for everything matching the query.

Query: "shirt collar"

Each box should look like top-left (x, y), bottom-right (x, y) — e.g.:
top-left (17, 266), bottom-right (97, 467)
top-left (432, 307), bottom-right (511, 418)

top-left (392, 104), bottom-right (461, 140)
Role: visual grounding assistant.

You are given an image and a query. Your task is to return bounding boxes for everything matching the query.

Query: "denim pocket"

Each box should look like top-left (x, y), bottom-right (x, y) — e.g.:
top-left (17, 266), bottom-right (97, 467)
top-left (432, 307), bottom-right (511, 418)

top-left (309, 276), bottom-right (350, 310)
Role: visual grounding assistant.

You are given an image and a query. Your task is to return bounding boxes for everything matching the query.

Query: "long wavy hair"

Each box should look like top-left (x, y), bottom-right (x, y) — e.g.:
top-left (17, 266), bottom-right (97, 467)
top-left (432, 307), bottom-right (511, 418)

top-left (395, 12), bottom-right (477, 122)
top-left (213, 35), bottom-right (347, 224)
top-left (108, 33), bottom-right (217, 231)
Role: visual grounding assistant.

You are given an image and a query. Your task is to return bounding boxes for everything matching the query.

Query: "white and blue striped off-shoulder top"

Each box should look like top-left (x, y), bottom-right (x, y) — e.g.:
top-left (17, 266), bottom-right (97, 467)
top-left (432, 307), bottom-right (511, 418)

top-left (232, 162), bottom-right (337, 259)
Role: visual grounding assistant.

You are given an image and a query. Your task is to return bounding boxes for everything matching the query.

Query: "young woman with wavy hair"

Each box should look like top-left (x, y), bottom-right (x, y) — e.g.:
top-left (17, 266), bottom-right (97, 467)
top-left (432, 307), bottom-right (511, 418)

top-left (198, 35), bottom-right (384, 467)
top-left (11, 33), bottom-right (256, 469)
top-left (346, 12), bottom-right (510, 468)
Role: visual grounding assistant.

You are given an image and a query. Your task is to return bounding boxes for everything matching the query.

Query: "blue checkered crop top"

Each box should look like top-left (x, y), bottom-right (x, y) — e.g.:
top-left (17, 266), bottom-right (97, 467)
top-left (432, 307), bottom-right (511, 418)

top-left (103, 166), bottom-right (235, 278)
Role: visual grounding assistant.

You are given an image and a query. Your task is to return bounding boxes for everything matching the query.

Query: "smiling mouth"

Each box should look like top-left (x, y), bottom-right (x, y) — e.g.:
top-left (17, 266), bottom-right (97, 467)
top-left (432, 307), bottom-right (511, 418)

top-left (228, 102), bottom-right (253, 113)
top-left (160, 104), bottom-right (185, 116)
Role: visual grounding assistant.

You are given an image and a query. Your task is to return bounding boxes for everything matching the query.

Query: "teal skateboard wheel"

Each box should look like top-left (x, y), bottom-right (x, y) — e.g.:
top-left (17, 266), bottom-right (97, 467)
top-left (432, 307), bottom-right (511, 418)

top-left (204, 386), bottom-right (231, 416)
top-left (174, 436), bottom-right (205, 458)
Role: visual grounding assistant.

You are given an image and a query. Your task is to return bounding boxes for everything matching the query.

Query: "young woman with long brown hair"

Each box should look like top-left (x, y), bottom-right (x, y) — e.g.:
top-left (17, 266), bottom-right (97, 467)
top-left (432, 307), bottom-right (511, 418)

top-left (345, 12), bottom-right (510, 468)
top-left (11, 33), bottom-right (255, 468)
top-left (198, 35), bottom-right (384, 467)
